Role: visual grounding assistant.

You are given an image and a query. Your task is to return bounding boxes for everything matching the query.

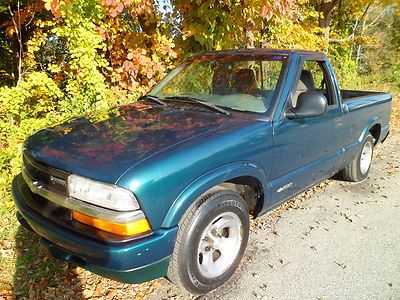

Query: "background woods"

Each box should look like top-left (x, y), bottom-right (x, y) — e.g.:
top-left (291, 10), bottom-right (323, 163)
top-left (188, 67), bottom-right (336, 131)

top-left (0, 0), bottom-right (399, 298)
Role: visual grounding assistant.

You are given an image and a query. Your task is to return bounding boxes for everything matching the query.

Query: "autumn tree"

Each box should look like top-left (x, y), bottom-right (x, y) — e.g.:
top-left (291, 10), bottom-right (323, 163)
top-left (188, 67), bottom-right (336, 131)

top-left (171, 0), bottom-right (294, 52)
top-left (100, 0), bottom-right (177, 96)
top-left (0, 0), bottom-right (49, 85)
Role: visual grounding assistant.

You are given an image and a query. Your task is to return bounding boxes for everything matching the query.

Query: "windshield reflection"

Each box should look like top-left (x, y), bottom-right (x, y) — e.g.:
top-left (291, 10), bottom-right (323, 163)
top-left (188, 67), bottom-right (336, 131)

top-left (150, 54), bottom-right (287, 113)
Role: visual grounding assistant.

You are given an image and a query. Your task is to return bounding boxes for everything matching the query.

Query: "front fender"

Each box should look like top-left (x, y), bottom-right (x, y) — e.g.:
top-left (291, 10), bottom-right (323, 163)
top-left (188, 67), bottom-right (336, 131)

top-left (161, 161), bottom-right (269, 228)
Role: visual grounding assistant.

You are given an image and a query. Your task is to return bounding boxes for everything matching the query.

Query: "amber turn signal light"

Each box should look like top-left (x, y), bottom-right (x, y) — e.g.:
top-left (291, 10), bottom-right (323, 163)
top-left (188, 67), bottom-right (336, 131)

top-left (72, 211), bottom-right (151, 236)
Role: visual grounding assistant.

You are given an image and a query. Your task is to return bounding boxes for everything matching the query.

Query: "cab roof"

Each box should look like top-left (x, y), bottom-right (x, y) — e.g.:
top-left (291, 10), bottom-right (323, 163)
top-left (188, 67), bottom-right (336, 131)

top-left (190, 48), bottom-right (326, 60)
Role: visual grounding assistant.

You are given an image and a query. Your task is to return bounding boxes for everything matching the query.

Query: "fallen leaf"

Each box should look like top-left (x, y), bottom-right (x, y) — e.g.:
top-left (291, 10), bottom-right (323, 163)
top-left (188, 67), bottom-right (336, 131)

top-left (38, 278), bottom-right (49, 291)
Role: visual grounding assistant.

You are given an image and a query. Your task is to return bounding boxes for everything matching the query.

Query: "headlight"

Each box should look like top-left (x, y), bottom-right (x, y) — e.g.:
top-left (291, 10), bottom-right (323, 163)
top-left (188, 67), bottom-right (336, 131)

top-left (68, 174), bottom-right (139, 211)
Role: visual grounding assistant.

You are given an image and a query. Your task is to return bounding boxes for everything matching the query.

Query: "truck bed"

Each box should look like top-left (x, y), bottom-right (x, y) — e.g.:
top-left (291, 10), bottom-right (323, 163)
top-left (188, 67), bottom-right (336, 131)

top-left (341, 90), bottom-right (389, 101)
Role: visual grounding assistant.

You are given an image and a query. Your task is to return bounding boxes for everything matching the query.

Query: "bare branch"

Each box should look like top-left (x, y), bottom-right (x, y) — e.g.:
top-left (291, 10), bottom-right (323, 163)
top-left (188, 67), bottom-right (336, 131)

top-left (25, 12), bottom-right (36, 28)
top-left (366, 7), bottom-right (390, 29)
top-left (328, 1), bottom-right (372, 43)
top-left (329, 18), bottom-right (359, 42)
top-left (167, 16), bottom-right (183, 35)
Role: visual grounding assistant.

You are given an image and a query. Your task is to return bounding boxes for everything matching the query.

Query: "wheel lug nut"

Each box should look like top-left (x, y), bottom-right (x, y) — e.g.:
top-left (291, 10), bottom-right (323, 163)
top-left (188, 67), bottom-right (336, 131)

top-left (205, 246), bottom-right (211, 251)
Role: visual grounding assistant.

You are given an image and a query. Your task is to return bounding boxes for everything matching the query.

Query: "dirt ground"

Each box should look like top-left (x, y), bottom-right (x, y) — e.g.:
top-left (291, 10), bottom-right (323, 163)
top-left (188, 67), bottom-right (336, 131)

top-left (146, 134), bottom-right (400, 300)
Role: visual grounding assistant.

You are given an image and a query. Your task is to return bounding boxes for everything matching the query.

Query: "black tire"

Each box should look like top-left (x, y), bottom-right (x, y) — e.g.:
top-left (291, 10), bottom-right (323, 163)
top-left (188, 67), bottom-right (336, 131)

top-left (167, 188), bottom-right (249, 295)
top-left (340, 133), bottom-right (374, 182)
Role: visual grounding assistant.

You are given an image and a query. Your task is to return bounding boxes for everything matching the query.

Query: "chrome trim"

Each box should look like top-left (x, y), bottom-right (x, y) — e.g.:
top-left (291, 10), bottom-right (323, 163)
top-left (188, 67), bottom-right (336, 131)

top-left (23, 151), bottom-right (69, 180)
top-left (21, 167), bottom-right (145, 224)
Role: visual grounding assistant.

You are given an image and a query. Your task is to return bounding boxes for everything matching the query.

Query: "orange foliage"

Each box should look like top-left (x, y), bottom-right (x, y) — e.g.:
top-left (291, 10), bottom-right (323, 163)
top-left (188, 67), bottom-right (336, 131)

top-left (43, 0), bottom-right (62, 17)
top-left (99, 0), bottom-right (177, 95)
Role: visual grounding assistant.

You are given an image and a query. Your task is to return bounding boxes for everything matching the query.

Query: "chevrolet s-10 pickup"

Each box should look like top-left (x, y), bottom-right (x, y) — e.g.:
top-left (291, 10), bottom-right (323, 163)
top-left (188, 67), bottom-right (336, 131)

top-left (12, 49), bottom-right (391, 294)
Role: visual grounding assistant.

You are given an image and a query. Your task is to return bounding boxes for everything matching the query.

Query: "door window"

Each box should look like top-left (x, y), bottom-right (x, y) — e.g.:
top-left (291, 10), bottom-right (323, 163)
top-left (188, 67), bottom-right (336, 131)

top-left (291, 60), bottom-right (335, 107)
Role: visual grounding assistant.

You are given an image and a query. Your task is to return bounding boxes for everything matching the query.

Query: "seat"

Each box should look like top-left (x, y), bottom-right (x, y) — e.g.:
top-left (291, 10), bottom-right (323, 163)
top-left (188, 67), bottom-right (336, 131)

top-left (292, 69), bottom-right (315, 107)
top-left (212, 65), bottom-right (231, 95)
top-left (230, 68), bottom-right (257, 94)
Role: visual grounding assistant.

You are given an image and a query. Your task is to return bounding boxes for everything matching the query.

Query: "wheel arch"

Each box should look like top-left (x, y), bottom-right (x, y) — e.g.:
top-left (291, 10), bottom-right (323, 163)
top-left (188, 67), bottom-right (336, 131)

top-left (358, 117), bottom-right (381, 144)
top-left (369, 123), bottom-right (381, 144)
top-left (161, 162), bottom-right (269, 228)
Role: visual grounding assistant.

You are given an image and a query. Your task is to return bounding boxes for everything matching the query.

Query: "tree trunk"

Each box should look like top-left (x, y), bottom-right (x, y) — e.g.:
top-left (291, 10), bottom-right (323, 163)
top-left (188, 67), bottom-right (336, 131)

top-left (8, 2), bottom-right (23, 84)
top-left (246, 30), bottom-right (255, 49)
top-left (356, 19), bottom-right (366, 67)
top-left (317, 0), bottom-right (339, 40)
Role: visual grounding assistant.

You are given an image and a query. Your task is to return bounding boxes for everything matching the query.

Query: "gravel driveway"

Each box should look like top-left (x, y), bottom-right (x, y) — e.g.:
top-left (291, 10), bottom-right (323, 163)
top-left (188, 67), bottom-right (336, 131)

top-left (147, 134), bottom-right (400, 300)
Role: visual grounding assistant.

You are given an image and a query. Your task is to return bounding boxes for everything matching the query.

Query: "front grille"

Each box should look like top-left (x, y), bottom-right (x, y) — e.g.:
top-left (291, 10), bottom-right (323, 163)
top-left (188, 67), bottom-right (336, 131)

top-left (22, 151), bottom-right (69, 197)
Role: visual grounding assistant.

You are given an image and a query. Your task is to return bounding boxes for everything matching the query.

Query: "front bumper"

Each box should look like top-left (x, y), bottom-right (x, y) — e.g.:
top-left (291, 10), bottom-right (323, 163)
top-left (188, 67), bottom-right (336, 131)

top-left (12, 175), bottom-right (177, 283)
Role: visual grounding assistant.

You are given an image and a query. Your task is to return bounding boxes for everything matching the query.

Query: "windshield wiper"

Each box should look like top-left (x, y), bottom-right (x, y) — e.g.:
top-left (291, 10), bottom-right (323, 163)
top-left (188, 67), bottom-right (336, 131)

top-left (138, 94), bottom-right (167, 106)
top-left (164, 96), bottom-right (231, 116)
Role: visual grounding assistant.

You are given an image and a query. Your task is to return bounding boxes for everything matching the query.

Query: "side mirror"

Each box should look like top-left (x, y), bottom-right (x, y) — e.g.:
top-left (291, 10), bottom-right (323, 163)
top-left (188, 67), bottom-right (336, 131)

top-left (286, 91), bottom-right (328, 119)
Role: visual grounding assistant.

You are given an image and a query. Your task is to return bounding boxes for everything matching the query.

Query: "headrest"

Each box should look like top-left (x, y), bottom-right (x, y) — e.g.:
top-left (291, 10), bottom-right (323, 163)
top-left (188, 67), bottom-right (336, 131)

top-left (212, 65), bottom-right (231, 95)
top-left (297, 69), bottom-right (315, 91)
top-left (231, 68), bottom-right (256, 94)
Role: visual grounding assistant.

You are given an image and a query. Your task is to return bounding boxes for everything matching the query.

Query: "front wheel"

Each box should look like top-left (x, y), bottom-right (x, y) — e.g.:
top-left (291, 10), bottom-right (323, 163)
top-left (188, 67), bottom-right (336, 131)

top-left (167, 189), bottom-right (249, 295)
top-left (340, 133), bottom-right (374, 182)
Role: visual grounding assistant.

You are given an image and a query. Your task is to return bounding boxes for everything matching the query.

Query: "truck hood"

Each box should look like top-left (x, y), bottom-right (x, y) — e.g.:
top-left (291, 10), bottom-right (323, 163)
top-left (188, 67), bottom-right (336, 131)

top-left (25, 102), bottom-right (256, 183)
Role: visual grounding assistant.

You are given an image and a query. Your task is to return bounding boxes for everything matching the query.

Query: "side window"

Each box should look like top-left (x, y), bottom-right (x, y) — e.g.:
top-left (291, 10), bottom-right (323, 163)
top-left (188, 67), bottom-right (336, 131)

top-left (292, 60), bottom-right (335, 108)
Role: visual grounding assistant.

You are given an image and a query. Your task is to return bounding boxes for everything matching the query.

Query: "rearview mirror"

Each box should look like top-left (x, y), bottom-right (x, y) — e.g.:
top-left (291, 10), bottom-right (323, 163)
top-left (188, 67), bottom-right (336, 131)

top-left (286, 91), bottom-right (328, 119)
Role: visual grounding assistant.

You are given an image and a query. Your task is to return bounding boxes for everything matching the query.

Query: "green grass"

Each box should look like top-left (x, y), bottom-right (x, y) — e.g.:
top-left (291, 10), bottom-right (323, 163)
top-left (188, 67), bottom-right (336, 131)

top-left (0, 192), bottom-right (18, 288)
top-left (0, 184), bottom-right (76, 296)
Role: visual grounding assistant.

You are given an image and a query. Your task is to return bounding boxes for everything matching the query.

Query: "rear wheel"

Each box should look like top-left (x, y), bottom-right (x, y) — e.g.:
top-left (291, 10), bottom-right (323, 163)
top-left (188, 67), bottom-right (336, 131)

top-left (340, 133), bottom-right (374, 182)
top-left (167, 189), bottom-right (249, 295)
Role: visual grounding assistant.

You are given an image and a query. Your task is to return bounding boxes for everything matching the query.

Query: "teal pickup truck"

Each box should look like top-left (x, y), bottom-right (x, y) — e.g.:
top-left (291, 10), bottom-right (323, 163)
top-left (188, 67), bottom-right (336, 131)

top-left (12, 49), bottom-right (391, 294)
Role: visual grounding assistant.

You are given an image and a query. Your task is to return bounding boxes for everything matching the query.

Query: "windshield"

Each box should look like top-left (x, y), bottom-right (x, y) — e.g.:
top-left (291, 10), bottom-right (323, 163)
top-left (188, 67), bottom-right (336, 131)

top-left (150, 54), bottom-right (287, 114)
